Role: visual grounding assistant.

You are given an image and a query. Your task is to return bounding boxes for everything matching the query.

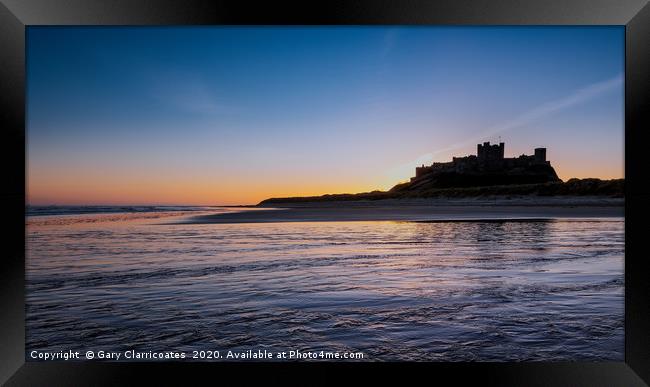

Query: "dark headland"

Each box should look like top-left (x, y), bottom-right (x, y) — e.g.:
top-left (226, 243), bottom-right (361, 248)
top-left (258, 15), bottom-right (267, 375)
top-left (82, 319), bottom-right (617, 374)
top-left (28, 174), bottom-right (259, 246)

top-left (183, 142), bottom-right (623, 224)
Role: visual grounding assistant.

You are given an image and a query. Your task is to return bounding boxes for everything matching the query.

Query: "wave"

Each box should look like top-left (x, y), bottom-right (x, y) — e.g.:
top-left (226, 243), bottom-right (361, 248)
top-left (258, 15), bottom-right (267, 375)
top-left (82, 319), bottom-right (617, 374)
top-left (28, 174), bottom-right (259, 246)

top-left (26, 205), bottom-right (222, 217)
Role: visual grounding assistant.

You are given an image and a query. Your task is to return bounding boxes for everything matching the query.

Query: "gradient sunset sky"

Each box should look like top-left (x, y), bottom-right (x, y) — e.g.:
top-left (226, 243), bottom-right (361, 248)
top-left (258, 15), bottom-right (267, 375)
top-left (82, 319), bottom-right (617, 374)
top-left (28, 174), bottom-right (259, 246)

top-left (27, 26), bottom-right (624, 206)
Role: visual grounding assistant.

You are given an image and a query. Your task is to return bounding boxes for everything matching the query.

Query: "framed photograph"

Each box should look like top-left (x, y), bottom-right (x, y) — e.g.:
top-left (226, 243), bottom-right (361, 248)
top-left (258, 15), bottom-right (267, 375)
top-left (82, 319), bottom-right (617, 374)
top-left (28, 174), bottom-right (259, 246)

top-left (2, 0), bottom-right (649, 385)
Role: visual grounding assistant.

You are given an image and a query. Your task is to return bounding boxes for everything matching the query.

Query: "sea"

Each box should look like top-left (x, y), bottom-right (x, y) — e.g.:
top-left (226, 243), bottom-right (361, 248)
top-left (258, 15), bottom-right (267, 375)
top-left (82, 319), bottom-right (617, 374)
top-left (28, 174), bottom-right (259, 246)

top-left (26, 205), bottom-right (624, 361)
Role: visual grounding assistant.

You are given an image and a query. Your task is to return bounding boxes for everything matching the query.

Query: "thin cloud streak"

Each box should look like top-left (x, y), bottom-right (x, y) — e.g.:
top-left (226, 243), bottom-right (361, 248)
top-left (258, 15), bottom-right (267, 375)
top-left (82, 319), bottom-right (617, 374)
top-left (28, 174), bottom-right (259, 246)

top-left (431, 73), bottom-right (624, 157)
top-left (150, 74), bottom-right (240, 115)
top-left (387, 73), bottom-right (624, 183)
top-left (381, 29), bottom-right (400, 59)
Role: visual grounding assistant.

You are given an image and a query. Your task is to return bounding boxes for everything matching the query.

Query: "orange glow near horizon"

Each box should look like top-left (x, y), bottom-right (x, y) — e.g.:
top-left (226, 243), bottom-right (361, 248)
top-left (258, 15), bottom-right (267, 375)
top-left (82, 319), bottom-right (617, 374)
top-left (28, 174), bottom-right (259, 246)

top-left (26, 137), bottom-right (624, 206)
top-left (27, 161), bottom-right (623, 206)
top-left (27, 167), bottom-right (384, 206)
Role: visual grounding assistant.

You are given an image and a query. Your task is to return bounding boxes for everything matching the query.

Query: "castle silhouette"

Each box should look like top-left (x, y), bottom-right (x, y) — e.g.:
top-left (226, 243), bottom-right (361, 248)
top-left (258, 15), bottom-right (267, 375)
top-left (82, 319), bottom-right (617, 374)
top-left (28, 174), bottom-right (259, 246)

top-left (259, 141), bottom-right (623, 204)
top-left (406, 141), bottom-right (560, 189)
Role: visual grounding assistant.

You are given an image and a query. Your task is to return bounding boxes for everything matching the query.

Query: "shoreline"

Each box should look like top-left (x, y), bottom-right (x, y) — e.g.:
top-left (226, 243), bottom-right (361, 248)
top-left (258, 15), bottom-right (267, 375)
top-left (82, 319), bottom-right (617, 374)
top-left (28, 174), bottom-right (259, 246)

top-left (180, 196), bottom-right (624, 224)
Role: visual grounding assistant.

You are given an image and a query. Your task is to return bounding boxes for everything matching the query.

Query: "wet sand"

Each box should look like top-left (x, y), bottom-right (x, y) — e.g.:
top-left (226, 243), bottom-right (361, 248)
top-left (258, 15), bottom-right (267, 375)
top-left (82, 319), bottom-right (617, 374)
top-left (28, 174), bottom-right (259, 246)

top-left (28, 207), bottom-right (625, 361)
top-left (181, 197), bottom-right (624, 224)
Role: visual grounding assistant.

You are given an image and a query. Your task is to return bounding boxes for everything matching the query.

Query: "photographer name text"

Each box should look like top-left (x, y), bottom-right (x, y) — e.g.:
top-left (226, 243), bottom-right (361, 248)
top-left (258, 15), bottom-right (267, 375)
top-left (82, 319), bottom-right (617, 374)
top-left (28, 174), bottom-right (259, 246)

top-left (29, 349), bottom-right (364, 361)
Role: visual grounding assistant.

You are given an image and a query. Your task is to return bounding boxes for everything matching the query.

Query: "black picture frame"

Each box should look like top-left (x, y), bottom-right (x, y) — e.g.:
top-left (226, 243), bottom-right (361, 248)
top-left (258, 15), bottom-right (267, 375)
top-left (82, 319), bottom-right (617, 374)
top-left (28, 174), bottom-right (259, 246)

top-left (2, 0), bottom-right (649, 385)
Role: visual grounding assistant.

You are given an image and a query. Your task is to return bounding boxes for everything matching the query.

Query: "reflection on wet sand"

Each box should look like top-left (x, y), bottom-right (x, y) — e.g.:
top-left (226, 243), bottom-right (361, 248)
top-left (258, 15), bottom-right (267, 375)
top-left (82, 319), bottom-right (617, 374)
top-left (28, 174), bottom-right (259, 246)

top-left (26, 214), bottom-right (623, 361)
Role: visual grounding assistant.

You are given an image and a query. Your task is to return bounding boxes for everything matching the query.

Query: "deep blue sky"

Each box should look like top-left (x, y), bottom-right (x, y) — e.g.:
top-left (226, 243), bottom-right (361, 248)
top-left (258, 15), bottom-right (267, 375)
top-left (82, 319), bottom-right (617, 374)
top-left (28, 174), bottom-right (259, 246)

top-left (27, 26), bottom-right (624, 205)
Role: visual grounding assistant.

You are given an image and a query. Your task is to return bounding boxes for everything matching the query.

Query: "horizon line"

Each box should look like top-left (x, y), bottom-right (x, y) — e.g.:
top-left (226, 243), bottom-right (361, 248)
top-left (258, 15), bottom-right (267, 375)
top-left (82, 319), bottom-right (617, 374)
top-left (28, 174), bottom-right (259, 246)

top-left (26, 175), bottom-right (625, 207)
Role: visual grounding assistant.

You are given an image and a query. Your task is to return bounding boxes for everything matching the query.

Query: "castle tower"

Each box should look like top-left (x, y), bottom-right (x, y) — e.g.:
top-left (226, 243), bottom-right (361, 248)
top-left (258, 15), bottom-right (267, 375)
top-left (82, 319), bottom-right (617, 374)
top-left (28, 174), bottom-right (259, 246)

top-left (534, 148), bottom-right (546, 163)
top-left (477, 141), bottom-right (505, 161)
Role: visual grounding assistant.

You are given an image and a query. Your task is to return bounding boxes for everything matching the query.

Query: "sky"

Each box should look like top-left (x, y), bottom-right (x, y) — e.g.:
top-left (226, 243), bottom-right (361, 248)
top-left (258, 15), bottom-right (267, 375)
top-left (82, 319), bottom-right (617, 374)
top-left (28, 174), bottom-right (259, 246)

top-left (27, 26), bottom-right (624, 206)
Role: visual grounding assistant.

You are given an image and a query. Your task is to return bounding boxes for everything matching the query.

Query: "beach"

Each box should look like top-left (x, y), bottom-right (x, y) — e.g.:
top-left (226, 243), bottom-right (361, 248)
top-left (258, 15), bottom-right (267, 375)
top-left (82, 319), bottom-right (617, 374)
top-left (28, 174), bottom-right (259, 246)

top-left (181, 196), bottom-right (624, 224)
top-left (26, 205), bottom-right (625, 361)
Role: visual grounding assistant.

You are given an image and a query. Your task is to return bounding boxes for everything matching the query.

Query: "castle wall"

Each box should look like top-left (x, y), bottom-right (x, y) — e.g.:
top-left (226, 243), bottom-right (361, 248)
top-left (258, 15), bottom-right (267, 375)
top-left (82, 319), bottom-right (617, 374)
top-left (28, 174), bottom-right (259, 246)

top-left (412, 142), bottom-right (552, 183)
